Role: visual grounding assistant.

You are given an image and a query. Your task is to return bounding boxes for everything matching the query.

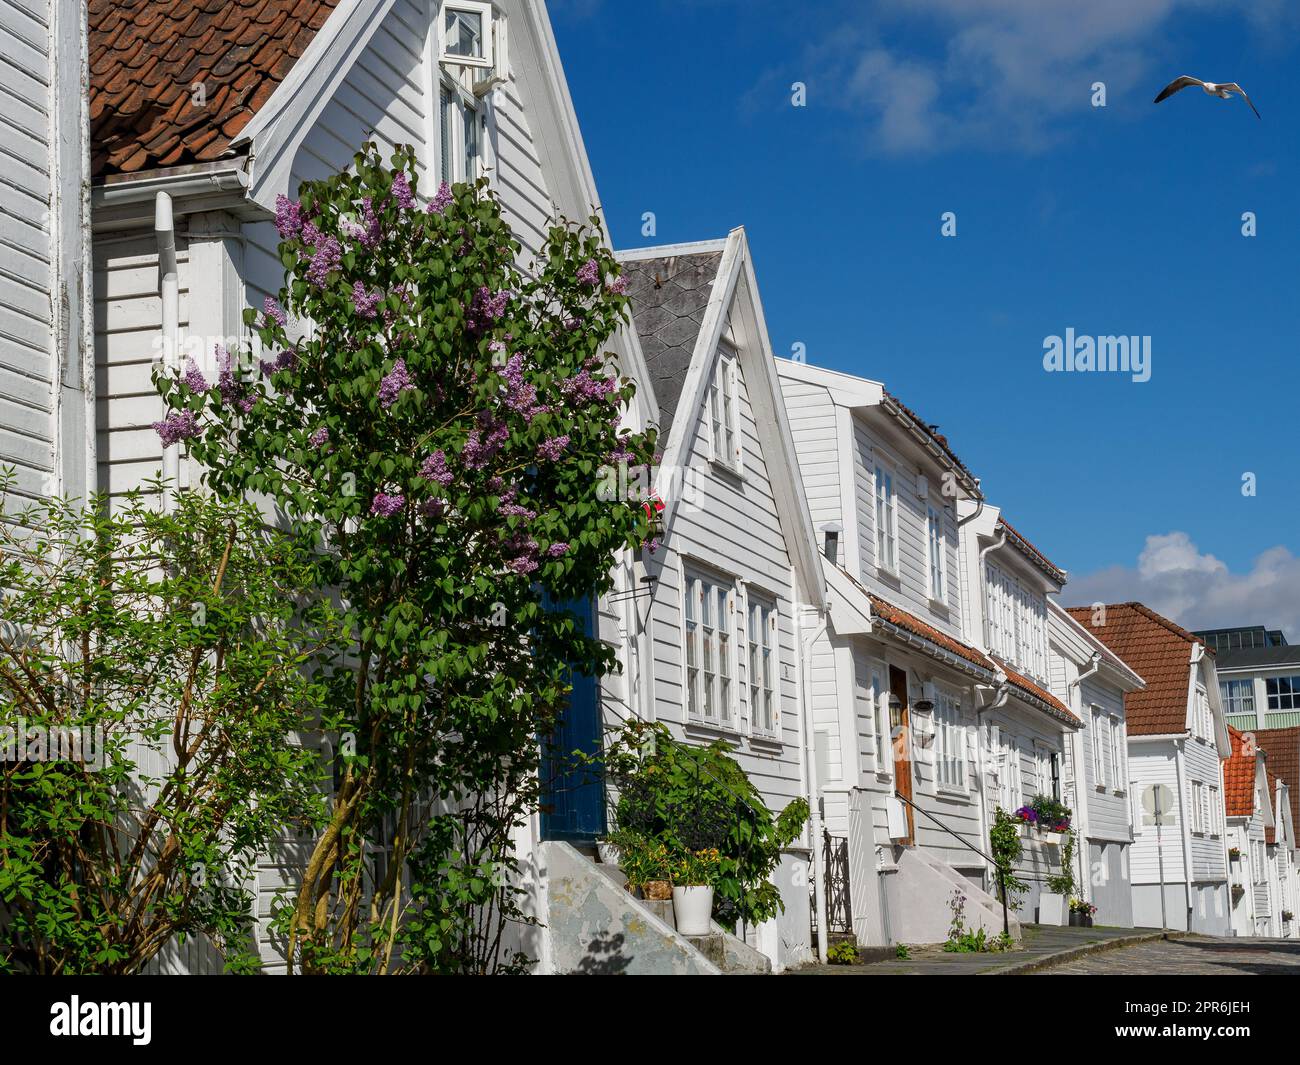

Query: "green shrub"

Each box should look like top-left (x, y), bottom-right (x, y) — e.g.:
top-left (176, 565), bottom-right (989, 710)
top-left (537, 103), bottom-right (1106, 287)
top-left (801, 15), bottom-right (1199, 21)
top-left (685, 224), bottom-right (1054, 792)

top-left (827, 941), bottom-right (859, 965)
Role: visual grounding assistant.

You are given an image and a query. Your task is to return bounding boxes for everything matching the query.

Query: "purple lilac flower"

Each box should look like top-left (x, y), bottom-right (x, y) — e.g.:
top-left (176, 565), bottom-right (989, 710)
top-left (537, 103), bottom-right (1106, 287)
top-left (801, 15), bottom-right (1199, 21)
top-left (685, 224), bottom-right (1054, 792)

top-left (500, 352), bottom-right (546, 420)
top-left (263, 296), bottom-right (286, 329)
top-left (467, 286), bottom-right (510, 333)
top-left (561, 369), bottom-right (619, 405)
top-left (153, 410), bottom-right (201, 448)
top-left (216, 347), bottom-right (239, 405)
top-left (427, 182), bottom-right (453, 215)
top-left (306, 234), bottom-right (342, 287)
top-left (259, 348), bottom-right (297, 376)
top-left (391, 172), bottom-right (415, 210)
top-left (462, 413), bottom-right (509, 470)
top-left (183, 358), bottom-right (209, 394)
top-left (370, 492), bottom-right (405, 517)
top-left (274, 195), bottom-right (303, 239)
top-left (503, 534), bottom-right (541, 575)
top-left (548, 543), bottom-right (570, 557)
top-left (537, 435), bottom-right (570, 462)
top-left (576, 258), bottom-right (601, 287)
top-left (238, 395), bottom-right (256, 415)
top-left (378, 359), bottom-right (414, 409)
top-left (353, 281), bottom-right (381, 319)
top-left (419, 498), bottom-right (446, 520)
top-left (309, 427), bottom-right (329, 449)
top-left (607, 275), bottom-right (630, 295)
top-left (419, 449), bottom-right (454, 487)
top-left (500, 502), bottom-right (537, 520)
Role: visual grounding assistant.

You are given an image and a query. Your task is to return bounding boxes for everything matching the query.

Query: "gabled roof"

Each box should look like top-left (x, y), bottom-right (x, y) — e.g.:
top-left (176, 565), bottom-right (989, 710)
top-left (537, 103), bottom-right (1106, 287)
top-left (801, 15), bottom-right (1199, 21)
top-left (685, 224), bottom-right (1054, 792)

top-left (618, 243), bottom-right (725, 447)
top-left (997, 517), bottom-right (1067, 585)
top-left (90, 0), bottom-right (341, 177)
top-left (1225, 727), bottom-right (1259, 819)
top-left (1066, 602), bottom-right (1208, 736)
top-left (1255, 726), bottom-right (1300, 844)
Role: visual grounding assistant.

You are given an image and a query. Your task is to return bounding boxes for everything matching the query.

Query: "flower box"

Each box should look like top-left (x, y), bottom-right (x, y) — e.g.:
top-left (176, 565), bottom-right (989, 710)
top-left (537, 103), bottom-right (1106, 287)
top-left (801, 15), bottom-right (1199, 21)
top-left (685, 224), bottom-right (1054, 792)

top-left (1041, 831), bottom-right (1063, 846)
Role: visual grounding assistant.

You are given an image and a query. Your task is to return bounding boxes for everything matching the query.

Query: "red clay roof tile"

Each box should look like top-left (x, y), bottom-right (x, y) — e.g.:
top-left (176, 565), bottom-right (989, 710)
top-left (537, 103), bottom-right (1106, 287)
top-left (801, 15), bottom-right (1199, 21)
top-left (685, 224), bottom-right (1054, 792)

top-left (1224, 727), bottom-right (1257, 818)
top-left (90, 0), bottom-right (342, 177)
top-left (1254, 726), bottom-right (1299, 843)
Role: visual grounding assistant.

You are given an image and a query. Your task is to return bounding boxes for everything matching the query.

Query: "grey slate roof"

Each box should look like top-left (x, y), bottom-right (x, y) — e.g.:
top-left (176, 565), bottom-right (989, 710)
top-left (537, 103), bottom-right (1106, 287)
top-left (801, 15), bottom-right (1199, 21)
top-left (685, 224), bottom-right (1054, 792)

top-left (1215, 645), bottom-right (1300, 671)
top-left (619, 250), bottom-right (723, 447)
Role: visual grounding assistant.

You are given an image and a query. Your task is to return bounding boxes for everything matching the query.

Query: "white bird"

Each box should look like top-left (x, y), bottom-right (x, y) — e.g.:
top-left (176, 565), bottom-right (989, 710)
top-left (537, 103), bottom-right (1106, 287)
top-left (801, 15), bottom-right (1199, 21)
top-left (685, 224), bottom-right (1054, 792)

top-left (1154, 75), bottom-right (1260, 119)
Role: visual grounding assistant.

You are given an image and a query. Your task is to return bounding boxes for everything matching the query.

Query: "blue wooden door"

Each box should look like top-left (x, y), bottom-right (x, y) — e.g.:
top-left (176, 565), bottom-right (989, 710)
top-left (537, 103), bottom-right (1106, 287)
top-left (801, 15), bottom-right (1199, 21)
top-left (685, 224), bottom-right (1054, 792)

top-left (540, 595), bottom-right (606, 843)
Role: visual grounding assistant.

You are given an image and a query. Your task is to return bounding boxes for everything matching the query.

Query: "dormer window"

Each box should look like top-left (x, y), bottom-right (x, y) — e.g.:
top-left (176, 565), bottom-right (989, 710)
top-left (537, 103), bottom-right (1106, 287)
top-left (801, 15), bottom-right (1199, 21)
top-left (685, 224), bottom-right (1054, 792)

top-left (874, 461), bottom-right (897, 575)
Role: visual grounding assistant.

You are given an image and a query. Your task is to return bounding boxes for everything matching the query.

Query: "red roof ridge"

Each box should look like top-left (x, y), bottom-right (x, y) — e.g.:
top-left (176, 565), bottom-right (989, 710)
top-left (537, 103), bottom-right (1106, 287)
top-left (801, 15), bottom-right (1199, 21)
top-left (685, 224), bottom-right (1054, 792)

top-left (1066, 601), bottom-right (1209, 650)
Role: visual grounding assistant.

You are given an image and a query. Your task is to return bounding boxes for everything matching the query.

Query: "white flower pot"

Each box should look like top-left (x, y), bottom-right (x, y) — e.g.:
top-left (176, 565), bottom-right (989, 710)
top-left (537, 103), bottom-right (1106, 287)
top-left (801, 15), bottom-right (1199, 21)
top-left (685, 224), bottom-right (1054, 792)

top-left (1041, 831), bottom-right (1062, 846)
top-left (596, 841), bottom-right (621, 866)
top-left (672, 885), bottom-right (715, 936)
top-left (1039, 891), bottom-right (1067, 926)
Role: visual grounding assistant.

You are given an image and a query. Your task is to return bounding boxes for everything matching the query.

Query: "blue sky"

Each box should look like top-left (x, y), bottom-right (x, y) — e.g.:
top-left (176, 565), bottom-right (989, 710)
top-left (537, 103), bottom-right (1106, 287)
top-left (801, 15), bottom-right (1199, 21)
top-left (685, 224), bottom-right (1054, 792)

top-left (550, 0), bottom-right (1300, 633)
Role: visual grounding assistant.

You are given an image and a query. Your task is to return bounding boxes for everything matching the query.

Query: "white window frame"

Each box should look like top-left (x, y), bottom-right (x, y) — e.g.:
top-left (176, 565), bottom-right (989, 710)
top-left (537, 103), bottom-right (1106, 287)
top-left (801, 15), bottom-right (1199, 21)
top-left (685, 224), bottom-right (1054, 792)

top-left (926, 503), bottom-right (946, 604)
top-left (1209, 784), bottom-right (1220, 838)
top-left (682, 564), bottom-right (736, 729)
top-left (438, 76), bottom-right (484, 187)
top-left (874, 458), bottom-right (898, 576)
top-left (746, 591), bottom-right (779, 739)
top-left (707, 349), bottom-right (741, 472)
top-left (933, 686), bottom-right (964, 793)
top-left (438, 1), bottom-right (496, 69)
top-left (1108, 714), bottom-right (1122, 793)
top-left (870, 659), bottom-right (891, 779)
top-left (1091, 704), bottom-right (1106, 789)
top-left (1191, 780), bottom-right (1204, 834)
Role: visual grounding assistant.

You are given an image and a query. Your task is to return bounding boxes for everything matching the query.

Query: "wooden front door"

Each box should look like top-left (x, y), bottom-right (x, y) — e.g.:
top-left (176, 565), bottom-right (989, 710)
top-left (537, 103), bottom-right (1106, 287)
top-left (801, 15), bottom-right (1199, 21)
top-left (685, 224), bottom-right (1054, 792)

top-left (889, 665), bottom-right (914, 844)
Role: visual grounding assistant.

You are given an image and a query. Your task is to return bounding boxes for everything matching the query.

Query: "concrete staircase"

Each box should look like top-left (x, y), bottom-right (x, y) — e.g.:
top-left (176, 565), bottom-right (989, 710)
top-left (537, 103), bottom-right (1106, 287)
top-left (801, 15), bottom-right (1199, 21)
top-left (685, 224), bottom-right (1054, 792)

top-left (882, 845), bottom-right (1021, 945)
top-left (541, 841), bottom-right (771, 974)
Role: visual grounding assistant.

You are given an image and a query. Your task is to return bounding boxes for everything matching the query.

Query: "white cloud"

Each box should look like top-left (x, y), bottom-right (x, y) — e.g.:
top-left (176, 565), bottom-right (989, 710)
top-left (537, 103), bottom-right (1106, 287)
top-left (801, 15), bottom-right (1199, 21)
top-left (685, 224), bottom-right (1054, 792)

top-left (815, 0), bottom-right (1291, 155)
top-left (1065, 532), bottom-right (1300, 635)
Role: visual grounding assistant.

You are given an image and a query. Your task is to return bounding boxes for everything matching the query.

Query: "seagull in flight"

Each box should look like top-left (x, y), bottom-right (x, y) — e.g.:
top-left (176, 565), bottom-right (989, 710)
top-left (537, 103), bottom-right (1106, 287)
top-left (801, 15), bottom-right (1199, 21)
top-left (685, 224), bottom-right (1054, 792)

top-left (1153, 76), bottom-right (1260, 119)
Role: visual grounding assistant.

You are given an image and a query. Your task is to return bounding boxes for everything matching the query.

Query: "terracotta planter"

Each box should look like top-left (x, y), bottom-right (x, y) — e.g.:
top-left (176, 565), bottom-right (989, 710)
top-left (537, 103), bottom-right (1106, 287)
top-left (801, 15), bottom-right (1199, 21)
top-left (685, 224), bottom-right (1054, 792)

top-left (672, 885), bottom-right (715, 935)
top-left (642, 879), bottom-right (672, 901)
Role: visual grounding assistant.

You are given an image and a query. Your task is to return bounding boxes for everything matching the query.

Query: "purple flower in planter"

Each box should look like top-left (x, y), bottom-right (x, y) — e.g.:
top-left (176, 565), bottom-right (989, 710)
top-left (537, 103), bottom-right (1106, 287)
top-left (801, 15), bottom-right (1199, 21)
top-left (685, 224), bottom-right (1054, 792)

top-left (153, 410), bottom-right (201, 448)
top-left (274, 195), bottom-right (303, 239)
top-left (370, 492), bottom-right (405, 517)
top-left (183, 358), bottom-right (209, 394)
top-left (427, 182), bottom-right (453, 215)
top-left (419, 449), bottom-right (454, 487)
top-left (576, 258), bottom-right (601, 287)
top-left (1014, 806), bottom-right (1037, 823)
top-left (378, 359), bottom-right (414, 409)
top-left (263, 296), bottom-right (286, 329)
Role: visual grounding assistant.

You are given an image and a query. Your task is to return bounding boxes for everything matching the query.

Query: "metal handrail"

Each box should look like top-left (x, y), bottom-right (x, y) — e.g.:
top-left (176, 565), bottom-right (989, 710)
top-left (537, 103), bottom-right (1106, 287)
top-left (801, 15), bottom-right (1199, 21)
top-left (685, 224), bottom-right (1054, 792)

top-left (891, 790), bottom-right (1010, 939)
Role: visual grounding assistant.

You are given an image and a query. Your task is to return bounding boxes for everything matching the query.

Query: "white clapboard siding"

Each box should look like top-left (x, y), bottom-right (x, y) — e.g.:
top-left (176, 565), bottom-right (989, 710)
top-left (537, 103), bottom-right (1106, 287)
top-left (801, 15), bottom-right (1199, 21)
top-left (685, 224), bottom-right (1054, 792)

top-left (1079, 676), bottom-right (1132, 842)
top-left (1184, 732), bottom-right (1228, 882)
top-left (1129, 742), bottom-right (1187, 883)
top-left (647, 327), bottom-right (803, 815)
top-left (778, 377), bottom-right (841, 553)
top-left (93, 233), bottom-right (189, 510)
top-left (0, 0), bottom-right (54, 501)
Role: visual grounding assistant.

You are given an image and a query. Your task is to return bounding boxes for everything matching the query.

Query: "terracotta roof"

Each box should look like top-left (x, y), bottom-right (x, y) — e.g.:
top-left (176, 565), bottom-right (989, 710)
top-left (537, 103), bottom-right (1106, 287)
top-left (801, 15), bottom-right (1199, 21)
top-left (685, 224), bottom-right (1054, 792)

top-left (994, 657), bottom-right (1081, 728)
top-left (90, 0), bottom-right (341, 177)
top-left (997, 517), bottom-right (1066, 584)
top-left (1254, 726), bottom-right (1300, 843)
top-left (1224, 727), bottom-right (1257, 819)
top-left (865, 592), bottom-right (994, 674)
top-left (1065, 602), bottom-right (1203, 736)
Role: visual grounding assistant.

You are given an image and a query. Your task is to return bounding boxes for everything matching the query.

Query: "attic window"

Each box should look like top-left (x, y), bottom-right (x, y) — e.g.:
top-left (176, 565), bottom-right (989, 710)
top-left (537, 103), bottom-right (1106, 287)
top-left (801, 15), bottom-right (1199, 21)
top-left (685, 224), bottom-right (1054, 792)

top-left (823, 529), bottom-right (839, 563)
top-left (440, 2), bottom-right (494, 69)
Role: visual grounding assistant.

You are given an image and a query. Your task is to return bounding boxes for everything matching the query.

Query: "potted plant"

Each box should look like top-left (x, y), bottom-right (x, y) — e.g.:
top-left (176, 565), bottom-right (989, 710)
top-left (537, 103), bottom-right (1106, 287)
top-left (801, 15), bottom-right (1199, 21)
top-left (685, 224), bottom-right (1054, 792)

top-left (671, 848), bottom-right (721, 935)
top-left (1231, 883), bottom-right (1246, 906)
top-left (1013, 805), bottom-right (1038, 838)
top-left (1228, 846), bottom-right (1242, 861)
top-left (613, 831), bottom-right (673, 900)
top-left (1283, 910), bottom-right (1294, 924)
top-left (1068, 897), bottom-right (1096, 927)
top-left (1030, 795), bottom-right (1072, 843)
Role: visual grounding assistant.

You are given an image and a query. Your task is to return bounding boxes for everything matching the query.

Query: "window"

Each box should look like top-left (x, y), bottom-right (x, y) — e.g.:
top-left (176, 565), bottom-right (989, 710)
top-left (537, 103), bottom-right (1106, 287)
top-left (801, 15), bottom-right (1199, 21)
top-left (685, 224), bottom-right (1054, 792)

top-left (747, 595), bottom-right (777, 737)
top-left (1049, 751), bottom-right (1061, 801)
top-left (439, 81), bottom-right (482, 185)
top-left (1108, 715), bottom-right (1122, 792)
top-left (933, 688), bottom-right (964, 791)
top-left (1221, 678), bottom-right (1256, 716)
top-left (982, 561), bottom-right (1047, 681)
top-left (823, 528), bottom-right (839, 563)
top-left (1209, 785), bottom-right (1220, 837)
top-left (708, 352), bottom-right (739, 469)
top-left (683, 567), bottom-right (734, 726)
top-left (1266, 676), bottom-right (1300, 712)
top-left (1191, 781), bottom-right (1204, 833)
top-left (438, 2), bottom-right (495, 68)
top-left (926, 505), bottom-right (946, 602)
top-left (1091, 705), bottom-right (1106, 788)
top-left (1192, 684), bottom-right (1212, 739)
top-left (874, 461), bottom-right (897, 574)
top-left (870, 662), bottom-right (890, 777)
top-left (997, 731), bottom-right (1021, 811)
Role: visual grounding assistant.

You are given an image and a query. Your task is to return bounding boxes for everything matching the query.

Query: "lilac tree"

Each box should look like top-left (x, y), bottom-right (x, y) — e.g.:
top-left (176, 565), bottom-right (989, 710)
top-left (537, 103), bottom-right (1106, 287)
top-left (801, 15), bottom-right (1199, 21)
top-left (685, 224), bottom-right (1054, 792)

top-left (154, 143), bottom-right (654, 972)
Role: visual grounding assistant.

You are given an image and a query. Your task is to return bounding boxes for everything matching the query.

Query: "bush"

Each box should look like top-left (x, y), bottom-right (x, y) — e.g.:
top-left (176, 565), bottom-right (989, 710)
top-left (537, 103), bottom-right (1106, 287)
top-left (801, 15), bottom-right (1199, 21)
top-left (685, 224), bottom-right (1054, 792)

top-left (827, 941), bottom-right (859, 965)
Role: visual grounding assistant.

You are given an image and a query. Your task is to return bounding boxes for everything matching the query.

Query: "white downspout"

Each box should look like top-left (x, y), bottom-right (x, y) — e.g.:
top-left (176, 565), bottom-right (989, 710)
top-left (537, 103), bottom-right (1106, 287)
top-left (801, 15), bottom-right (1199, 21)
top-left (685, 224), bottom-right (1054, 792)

top-left (155, 192), bottom-right (180, 510)
top-left (799, 604), bottom-right (830, 964)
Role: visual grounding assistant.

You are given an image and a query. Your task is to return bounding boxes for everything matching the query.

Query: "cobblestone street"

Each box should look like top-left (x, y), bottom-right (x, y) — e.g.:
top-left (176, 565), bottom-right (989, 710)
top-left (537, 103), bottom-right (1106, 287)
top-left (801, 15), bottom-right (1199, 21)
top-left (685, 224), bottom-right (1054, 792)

top-left (1042, 936), bottom-right (1300, 975)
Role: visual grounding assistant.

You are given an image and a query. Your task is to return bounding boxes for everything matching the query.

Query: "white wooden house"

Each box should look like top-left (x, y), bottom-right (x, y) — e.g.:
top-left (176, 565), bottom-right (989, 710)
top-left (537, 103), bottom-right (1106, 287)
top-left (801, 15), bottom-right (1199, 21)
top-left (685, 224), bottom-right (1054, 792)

top-left (1047, 600), bottom-right (1146, 927)
top-left (1224, 726), bottom-right (1273, 937)
top-left (612, 231), bottom-right (827, 969)
top-left (1068, 603), bottom-right (1232, 933)
top-left (0, 0), bottom-right (91, 504)
top-left (776, 359), bottom-right (1080, 945)
top-left (87, 0), bottom-right (674, 974)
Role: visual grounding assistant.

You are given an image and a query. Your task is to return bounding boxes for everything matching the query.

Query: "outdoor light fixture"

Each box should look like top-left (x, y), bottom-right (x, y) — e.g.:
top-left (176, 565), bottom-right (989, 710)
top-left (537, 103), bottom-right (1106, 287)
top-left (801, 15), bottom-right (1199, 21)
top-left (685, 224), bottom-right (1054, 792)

top-left (888, 694), bottom-right (902, 711)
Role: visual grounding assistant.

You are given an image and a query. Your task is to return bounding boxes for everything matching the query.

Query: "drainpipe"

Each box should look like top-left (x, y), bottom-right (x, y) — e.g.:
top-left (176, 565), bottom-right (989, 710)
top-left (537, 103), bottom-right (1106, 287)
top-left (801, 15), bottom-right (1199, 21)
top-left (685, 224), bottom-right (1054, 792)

top-left (1067, 653), bottom-right (1103, 901)
top-left (155, 192), bottom-right (179, 511)
top-left (1174, 740), bottom-right (1194, 930)
top-left (799, 606), bottom-right (830, 964)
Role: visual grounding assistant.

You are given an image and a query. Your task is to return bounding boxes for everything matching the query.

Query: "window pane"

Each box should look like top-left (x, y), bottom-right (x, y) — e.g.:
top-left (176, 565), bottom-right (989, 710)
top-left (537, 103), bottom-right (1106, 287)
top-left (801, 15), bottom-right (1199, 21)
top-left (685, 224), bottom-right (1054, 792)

top-left (445, 9), bottom-right (484, 58)
top-left (463, 102), bottom-right (479, 180)
top-left (439, 86), bottom-right (453, 184)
